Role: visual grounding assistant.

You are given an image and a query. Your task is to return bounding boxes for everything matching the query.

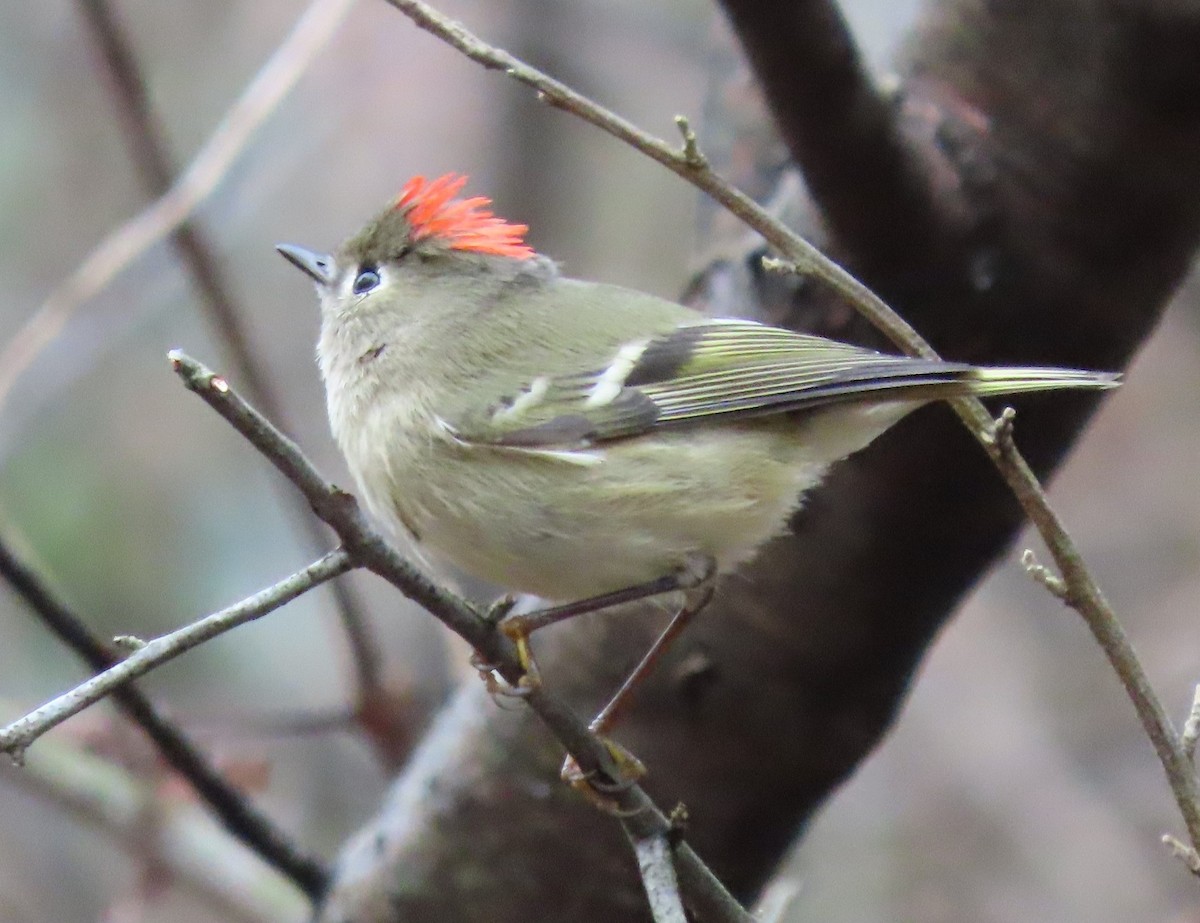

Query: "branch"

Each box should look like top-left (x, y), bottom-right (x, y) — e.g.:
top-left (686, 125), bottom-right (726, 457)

top-left (75, 0), bottom-right (385, 721)
top-left (994, 414), bottom-right (1200, 854)
top-left (379, 0), bottom-right (934, 362)
top-left (0, 550), bottom-right (352, 760)
top-left (1182, 685), bottom-right (1200, 765)
top-left (0, 0), bottom-right (356, 412)
top-left (168, 351), bottom-right (754, 923)
top-left (628, 828), bottom-right (688, 923)
top-left (377, 2), bottom-right (1057, 433)
top-left (378, 0), bottom-right (1200, 865)
top-left (0, 533), bottom-right (330, 898)
top-left (717, 0), bottom-right (940, 269)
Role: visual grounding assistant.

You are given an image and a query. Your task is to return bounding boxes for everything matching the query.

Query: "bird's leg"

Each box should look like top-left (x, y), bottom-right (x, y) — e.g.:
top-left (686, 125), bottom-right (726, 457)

top-left (475, 557), bottom-right (717, 807)
top-left (493, 554), bottom-right (717, 688)
top-left (560, 581), bottom-right (716, 805)
top-left (589, 583), bottom-right (716, 737)
top-left (538, 555), bottom-right (716, 804)
top-left (469, 649), bottom-right (539, 702)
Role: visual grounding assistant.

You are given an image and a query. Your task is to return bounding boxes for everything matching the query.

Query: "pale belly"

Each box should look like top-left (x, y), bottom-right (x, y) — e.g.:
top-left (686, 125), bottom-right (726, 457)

top-left (372, 424), bottom-right (826, 601)
top-left (338, 392), bottom-right (917, 602)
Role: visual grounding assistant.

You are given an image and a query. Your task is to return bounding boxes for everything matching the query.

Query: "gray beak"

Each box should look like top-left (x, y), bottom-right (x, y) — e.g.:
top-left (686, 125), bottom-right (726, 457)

top-left (276, 243), bottom-right (334, 286)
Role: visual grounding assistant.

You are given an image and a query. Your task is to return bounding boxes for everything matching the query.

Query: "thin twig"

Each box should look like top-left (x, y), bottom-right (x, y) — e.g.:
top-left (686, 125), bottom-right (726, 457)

top-left (169, 351), bottom-right (755, 923)
top-left (1163, 834), bottom-right (1200, 875)
top-left (169, 353), bottom-right (487, 639)
top-left (0, 0), bottom-right (356, 411)
top-left (992, 412), bottom-right (1200, 856)
top-left (179, 706), bottom-right (359, 739)
top-left (1181, 686), bottom-right (1200, 765)
top-left (378, 0), bottom-right (1200, 861)
top-left (1020, 549), bottom-right (1069, 602)
top-left (77, 0), bottom-right (177, 195)
top-left (0, 550), bottom-right (353, 762)
top-left (0, 533), bottom-right (330, 897)
top-left (380, 0), bottom-right (933, 361)
top-left (74, 0), bottom-right (384, 713)
top-left (718, 0), bottom-right (939, 266)
top-left (627, 829), bottom-right (688, 923)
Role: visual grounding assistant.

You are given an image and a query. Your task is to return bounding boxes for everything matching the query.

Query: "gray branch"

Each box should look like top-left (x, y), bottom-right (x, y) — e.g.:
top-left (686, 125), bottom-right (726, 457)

top-left (0, 550), bottom-right (353, 760)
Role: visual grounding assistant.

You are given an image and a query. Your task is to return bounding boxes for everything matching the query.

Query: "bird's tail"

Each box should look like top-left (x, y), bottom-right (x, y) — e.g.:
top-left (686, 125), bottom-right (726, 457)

top-left (749, 363), bottom-right (1121, 414)
top-left (960, 366), bottom-right (1121, 398)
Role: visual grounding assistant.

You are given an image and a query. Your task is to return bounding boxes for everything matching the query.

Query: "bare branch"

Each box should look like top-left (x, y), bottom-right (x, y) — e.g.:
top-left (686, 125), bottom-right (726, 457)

top-left (181, 705), bottom-right (359, 739)
top-left (1182, 686), bottom-right (1200, 765)
top-left (0, 532), bottom-right (330, 897)
top-left (169, 350), bottom-right (754, 922)
top-left (379, 0), bottom-right (938, 363)
top-left (627, 829), bottom-right (689, 923)
top-left (0, 0), bottom-right (356, 411)
top-left (717, 0), bottom-right (939, 269)
top-left (0, 550), bottom-right (353, 762)
top-left (1162, 834), bottom-right (1200, 877)
top-left (75, 0), bottom-right (385, 720)
top-left (993, 410), bottom-right (1200, 853)
top-left (76, 0), bottom-right (175, 195)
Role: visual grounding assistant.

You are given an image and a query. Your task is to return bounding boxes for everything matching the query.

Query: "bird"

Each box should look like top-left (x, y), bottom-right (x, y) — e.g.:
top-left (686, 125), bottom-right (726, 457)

top-left (277, 173), bottom-right (1117, 610)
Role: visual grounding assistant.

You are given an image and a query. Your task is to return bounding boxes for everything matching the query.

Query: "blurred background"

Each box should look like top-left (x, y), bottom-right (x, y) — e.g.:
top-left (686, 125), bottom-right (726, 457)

top-left (0, 1), bottom-right (1197, 921)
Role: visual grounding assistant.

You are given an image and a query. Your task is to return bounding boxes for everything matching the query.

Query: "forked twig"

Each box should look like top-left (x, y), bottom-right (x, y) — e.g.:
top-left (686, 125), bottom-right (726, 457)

top-left (0, 533), bottom-right (330, 897)
top-left (0, 551), bottom-right (353, 761)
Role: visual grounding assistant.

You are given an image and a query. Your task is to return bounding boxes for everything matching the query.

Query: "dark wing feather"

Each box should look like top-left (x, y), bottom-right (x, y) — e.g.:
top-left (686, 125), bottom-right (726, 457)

top-left (450, 320), bottom-right (970, 448)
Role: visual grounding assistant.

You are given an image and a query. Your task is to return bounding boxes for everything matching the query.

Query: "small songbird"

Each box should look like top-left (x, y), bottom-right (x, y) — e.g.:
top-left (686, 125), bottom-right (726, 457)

top-left (278, 174), bottom-right (1117, 605)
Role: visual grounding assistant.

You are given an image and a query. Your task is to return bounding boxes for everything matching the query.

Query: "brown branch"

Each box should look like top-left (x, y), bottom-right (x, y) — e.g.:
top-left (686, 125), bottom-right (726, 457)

top-left (994, 413), bottom-right (1200, 855)
top-left (0, 533), bottom-right (331, 898)
top-left (373, 1), bottom-right (965, 376)
top-left (178, 705), bottom-right (360, 739)
top-left (717, 0), bottom-right (940, 271)
top-left (168, 351), bottom-right (755, 923)
top-left (74, 0), bottom-right (386, 725)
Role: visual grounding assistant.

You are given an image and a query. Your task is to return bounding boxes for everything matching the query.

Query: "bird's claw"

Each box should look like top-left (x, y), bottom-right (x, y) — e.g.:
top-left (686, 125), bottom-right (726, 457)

top-left (483, 593), bottom-right (519, 623)
top-left (561, 738), bottom-right (648, 815)
top-left (469, 651), bottom-right (540, 700)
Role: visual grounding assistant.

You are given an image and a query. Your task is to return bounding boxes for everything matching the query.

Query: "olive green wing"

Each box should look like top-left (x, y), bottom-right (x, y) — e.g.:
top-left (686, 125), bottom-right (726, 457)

top-left (443, 319), bottom-right (978, 449)
top-left (445, 319), bottom-right (1117, 450)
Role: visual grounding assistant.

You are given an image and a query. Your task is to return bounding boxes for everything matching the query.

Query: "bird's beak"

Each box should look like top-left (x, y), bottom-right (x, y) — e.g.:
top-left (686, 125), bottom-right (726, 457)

top-left (276, 243), bottom-right (334, 286)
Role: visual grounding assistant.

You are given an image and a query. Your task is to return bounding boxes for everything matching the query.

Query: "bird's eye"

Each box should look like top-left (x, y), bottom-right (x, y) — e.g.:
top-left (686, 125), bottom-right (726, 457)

top-left (353, 266), bottom-right (381, 294)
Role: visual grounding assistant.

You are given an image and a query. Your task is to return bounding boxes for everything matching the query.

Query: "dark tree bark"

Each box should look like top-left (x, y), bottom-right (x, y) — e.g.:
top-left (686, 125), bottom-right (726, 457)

top-left (318, 1), bottom-right (1200, 919)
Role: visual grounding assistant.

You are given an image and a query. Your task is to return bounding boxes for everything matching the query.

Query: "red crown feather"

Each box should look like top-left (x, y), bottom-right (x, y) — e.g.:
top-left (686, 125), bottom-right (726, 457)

top-left (393, 174), bottom-right (536, 260)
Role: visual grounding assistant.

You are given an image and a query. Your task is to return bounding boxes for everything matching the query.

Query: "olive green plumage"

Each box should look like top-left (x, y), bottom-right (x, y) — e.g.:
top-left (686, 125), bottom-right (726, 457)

top-left (278, 175), bottom-right (1117, 601)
